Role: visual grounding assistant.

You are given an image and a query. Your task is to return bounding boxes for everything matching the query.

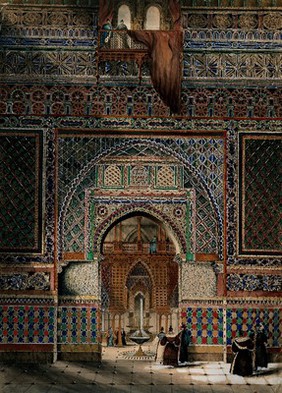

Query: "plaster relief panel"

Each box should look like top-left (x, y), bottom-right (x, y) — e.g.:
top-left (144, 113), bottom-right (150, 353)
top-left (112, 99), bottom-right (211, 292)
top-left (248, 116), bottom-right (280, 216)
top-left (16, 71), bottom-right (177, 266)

top-left (60, 262), bottom-right (99, 297)
top-left (181, 262), bottom-right (217, 299)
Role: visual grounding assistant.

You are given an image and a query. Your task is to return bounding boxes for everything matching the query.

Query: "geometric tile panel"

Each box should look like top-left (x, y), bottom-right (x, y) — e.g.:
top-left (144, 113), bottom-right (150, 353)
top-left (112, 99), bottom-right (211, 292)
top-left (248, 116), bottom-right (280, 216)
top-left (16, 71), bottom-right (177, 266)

top-left (195, 193), bottom-right (218, 254)
top-left (226, 308), bottom-right (281, 347)
top-left (0, 49), bottom-right (97, 82)
top-left (63, 173), bottom-right (96, 253)
top-left (239, 135), bottom-right (282, 255)
top-left (0, 131), bottom-right (43, 253)
top-left (184, 53), bottom-right (282, 81)
top-left (184, 307), bottom-right (224, 345)
top-left (0, 272), bottom-right (50, 291)
top-left (182, 306), bottom-right (281, 348)
top-left (0, 305), bottom-right (55, 344)
top-left (227, 274), bottom-right (282, 292)
top-left (60, 136), bottom-right (224, 257)
top-left (0, 52), bottom-right (282, 82)
top-left (58, 306), bottom-right (97, 344)
top-left (1, 84), bottom-right (282, 119)
top-left (59, 137), bottom-right (224, 212)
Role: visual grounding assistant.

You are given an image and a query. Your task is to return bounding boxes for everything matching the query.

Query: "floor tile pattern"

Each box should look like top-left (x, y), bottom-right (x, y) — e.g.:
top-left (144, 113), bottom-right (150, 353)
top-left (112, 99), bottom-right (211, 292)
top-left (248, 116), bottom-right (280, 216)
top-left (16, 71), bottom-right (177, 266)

top-left (0, 344), bottom-right (281, 393)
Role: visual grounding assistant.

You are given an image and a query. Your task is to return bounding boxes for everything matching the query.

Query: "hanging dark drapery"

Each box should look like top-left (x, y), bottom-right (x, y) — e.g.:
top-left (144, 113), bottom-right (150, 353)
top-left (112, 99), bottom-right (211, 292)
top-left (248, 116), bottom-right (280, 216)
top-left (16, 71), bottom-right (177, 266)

top-left (128, 29), bottom-right (183, 114)
top-left (98, 0), bottom-right (114, 27)
top-left (128, 0), bottom-right (183, 114)
top-left (98, 0), bottom-right (183, 114)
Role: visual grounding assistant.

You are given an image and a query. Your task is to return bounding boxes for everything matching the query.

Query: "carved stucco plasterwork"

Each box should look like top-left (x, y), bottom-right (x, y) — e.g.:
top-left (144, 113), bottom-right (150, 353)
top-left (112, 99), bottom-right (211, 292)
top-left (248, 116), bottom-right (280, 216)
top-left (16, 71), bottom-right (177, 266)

top-left (60, 262), bottom-right (99, 297)
top-left (180, 262), bottom-right (217, 299)
top-left (86, 191), bottom-right (195, 261)
top-left (0, 272), bottom-right (50, 290)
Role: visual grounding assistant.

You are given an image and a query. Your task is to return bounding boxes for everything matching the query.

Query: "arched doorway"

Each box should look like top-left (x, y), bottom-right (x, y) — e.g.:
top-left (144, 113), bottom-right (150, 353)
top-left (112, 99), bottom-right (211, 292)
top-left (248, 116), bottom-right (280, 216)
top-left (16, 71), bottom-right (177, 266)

top-left (57, 140), bottom-right (223, 361)
top-left (100, 213), bottom-right (179, 344)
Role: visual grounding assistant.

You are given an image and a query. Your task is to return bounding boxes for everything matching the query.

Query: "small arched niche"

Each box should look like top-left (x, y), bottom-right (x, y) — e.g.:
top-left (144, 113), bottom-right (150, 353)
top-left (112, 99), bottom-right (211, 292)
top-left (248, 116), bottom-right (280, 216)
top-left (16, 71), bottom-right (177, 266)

top-left (144, 6), bottom-right (161, 30)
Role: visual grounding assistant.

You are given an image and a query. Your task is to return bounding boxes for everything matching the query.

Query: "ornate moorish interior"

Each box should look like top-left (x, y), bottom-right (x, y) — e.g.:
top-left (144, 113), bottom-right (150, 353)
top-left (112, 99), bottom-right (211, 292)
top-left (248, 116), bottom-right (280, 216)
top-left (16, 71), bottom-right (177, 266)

top-left (0, 0), bottom-right (281, 365)
top-left (101, 215), bottom-right (179, 335)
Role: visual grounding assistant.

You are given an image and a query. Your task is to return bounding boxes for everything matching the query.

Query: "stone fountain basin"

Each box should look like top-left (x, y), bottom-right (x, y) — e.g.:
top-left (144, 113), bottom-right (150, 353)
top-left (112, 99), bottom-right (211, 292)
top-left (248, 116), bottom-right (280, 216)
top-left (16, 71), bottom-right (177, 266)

top-left (129, 336), bottom-right (150, 345)
top-left (129, 329), bottom-right (150, 345)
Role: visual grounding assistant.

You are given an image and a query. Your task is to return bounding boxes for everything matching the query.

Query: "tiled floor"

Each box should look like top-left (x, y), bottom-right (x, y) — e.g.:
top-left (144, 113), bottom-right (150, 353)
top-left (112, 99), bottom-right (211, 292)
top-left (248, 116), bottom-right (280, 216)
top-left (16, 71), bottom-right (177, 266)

top-left (0, 343), bottom-right (281, 393)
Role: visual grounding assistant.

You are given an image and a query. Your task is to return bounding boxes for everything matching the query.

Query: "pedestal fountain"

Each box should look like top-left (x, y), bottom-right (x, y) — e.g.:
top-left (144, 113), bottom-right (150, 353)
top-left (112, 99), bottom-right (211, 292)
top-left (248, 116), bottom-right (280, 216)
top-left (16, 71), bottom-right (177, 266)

top-left (129, 297), bottom-right (150, 357)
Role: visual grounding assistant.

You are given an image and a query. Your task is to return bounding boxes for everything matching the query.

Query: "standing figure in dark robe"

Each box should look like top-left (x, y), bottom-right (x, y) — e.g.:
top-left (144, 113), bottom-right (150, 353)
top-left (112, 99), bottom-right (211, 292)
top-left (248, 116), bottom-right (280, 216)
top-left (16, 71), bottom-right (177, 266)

top-left (254, 323), bottom-right (268, 370)
top-left (121, 328), bottom-right (127, 346)
top-left (160, 333), bottom-right (181, 367)
top-left (230, 330), bottom-right (254, 376)
top-left (179, 323), bottom-right (191, 365)
top-left (155, 327), bottom-right (166, 364)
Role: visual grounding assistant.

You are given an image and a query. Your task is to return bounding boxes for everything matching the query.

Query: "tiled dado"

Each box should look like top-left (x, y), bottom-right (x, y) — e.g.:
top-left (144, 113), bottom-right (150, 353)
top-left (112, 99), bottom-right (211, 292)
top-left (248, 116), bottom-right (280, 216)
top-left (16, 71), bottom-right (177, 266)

top-left (226, 307), bottom-right (281, 347)
top-left (0, 304), bottom-right (98, 345)
top-left (182, 307), bottom-right (224, 345)
top-left (0, 305), bottom-right (55, 344)
top-left (182, 306), bottom-right (281, 348)
top-left (57, 305), bottom-right (98, 344)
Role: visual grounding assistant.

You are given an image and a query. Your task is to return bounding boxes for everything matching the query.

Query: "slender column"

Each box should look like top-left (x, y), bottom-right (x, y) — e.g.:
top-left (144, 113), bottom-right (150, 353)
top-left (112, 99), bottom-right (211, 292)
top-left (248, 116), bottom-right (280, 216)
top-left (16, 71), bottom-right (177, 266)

top-left (159, 225), bottom-right (165, 253)
top-left (137, 216), bottom-right (142, 252)
top-left (159, 314), bottom-right (162, 332)
top-left (101, 308), bottom-right (105, 331)
top-left (140, 297), bottom-right (143, 330)
top-left (137, 217), bottom-right (141, 241)
top-left (117, 314), bottom-right (123, 347)
top-left (165, 315), bottom-right (169, 334)
top-left (119, 222), bottom-right (122, 242)
top-left (114, 225), bottom-right (118, 251)
top-left (112, 314), bottom-right (115, 332)
top-left (118, 222), bottom-right (122, 252)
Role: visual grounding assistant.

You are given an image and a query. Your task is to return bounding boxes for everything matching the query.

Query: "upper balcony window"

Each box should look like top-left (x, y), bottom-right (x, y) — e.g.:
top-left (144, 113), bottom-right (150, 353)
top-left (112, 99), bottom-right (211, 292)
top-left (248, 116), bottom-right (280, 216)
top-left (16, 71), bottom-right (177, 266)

top-left (144, 6), bottom-right (161, 30)
top-left (118, 4), bottom-right (131, 29)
